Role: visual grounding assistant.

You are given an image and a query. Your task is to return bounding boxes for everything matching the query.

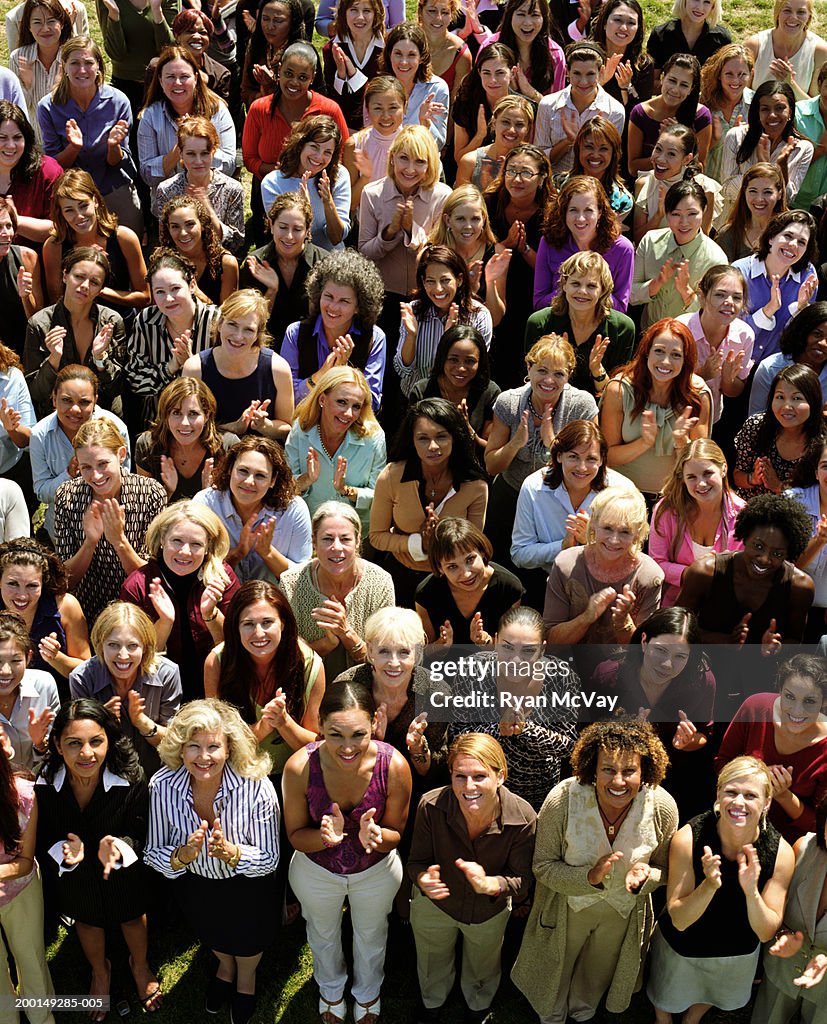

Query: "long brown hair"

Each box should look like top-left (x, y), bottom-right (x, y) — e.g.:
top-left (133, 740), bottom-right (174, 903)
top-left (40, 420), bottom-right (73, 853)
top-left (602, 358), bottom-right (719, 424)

top-left (49, 169), bottom-right (118, 244)
top-left (542, 175), bottom-right (620, 251)
top-left (621, 318), bottom-right (704, 419)
top-left (148, 377), bottom-right (226, 462)
top-left (159, 195), bottom-right (225, 279)
top-left (143, 44), bottom-right (221, 118)
top-left (277, 114), bottom-right (342, 186)
top-left (721, 163), bottom-right (787, 254)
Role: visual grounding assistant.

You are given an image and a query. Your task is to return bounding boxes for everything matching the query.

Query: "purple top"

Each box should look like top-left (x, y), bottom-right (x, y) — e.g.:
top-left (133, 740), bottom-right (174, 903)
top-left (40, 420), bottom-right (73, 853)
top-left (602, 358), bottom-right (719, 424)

top-left (629, 103), bottom-right (713, 161)
top-left (534, 234), bottom-right (635, 312)
top-left (306, 739), bottom-right (392, 875)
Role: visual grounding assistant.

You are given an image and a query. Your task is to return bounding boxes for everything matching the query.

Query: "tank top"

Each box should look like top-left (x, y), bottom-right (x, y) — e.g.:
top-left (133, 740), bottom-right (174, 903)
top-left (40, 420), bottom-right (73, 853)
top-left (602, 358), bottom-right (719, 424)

top-left (439, 42), bottom-right (470, 93)
top-left (28, 592), bottom-right (67, 678)
top-left (0, 247), bottom-right (27, 356)
top-left (700, 552), bottom-right (795, 644)
top-left (199, 347), bottom-right (277, 425)
top-left (197, 264), bottom-right (223, 305)
top-left (305, 739), bottom-right (393, 875)
top-left (751, 28), bottom-right (818, 91)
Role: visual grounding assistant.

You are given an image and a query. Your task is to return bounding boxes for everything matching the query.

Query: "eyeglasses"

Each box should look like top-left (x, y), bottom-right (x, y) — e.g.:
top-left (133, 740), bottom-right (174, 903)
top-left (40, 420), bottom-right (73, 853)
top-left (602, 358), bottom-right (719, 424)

top-left (505, 168), bottom-right (539, 181)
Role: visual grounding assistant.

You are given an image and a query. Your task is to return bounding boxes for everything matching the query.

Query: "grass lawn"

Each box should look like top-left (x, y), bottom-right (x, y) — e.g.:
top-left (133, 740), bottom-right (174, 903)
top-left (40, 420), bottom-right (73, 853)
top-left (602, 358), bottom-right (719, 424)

top-left (1, 0), bottom-right (779, 1017)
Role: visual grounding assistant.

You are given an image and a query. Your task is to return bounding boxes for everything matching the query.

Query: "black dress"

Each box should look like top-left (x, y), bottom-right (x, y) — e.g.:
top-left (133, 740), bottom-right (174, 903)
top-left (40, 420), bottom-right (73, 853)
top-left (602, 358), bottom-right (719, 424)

top-left (415, 562), bottom-right (525, 644)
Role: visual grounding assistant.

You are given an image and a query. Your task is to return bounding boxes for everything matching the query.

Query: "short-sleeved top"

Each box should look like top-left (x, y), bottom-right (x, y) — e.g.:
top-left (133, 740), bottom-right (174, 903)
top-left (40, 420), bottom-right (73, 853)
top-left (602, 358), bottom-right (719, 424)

top-left (629, 103), bottom-right (713, 161)
top-left (199, 348), bottom-right (278, 427)
top-left (734, 412), bottom-right (806, 498)
top-left (415, 563), bottom-right (525, 645)
top-left (646, 19), bottom-right (732, 69)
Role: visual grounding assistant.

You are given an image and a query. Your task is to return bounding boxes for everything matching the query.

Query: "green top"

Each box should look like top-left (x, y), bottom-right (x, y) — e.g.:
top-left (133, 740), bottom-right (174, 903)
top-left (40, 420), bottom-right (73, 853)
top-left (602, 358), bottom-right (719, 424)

top-left (96, 0), bottom-right (177, 82)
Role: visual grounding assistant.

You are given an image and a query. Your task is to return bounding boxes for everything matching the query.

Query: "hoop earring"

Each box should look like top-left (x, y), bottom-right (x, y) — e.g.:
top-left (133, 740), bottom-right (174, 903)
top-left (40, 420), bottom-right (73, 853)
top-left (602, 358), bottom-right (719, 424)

top-left (713, 799), bottom-right (720, 818)
top-left (524, 374), bottom-right (531, 384)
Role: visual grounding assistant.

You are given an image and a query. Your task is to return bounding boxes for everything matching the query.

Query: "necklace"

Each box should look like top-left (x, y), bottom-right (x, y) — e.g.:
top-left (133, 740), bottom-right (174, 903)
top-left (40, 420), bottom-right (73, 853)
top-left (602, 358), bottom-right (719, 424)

top-left (318, 430), bottom-right (340, 461)
top-left (597, 798), bottom-right (633, 836)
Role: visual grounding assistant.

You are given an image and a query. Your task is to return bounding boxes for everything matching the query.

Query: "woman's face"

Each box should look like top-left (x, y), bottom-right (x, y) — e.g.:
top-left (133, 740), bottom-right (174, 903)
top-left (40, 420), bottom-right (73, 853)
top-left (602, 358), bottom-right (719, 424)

top-left (579, 133), bottom-right (613, 177)
top-left (767, 221), bottom-right (811, 267)
top-left (64, 47), bottom-right (99, 91)
top-left (0, 639), bottom-right (28, 697)
top-left (444, 201), bottom-right (485, 247)
top-left (423, 261), bottom-right (460, 312)
top-left (565, 191), bottom-right (600, 243)
top-left (166, 205), bottom-right (203, 257)
top-left (321, 708), bottom-right (373, 768)
top-left (817, 446), bottom-right (827, 494)
top-left (569, 59), bottom-right (601, 99)
top-left (479, 57), bottom-right (511, 102)
top-left (367, 636), bottom-right (417, 688)
top-left (314, 514), bottom-right (359, 577)
top-left (442, 339), bottom-right (480, 390)
top-left (277, 56), bottom-right (315, 100)
top-left (503, 154), bottom-right (543, 201)
top-left (647, 330), bottom-right (684, 384)
top-left (700, 272), bottom-right (745, 326)
top-left (176, 15), bottom-right (211, 59)
top-left (162, 518), bottom-right (209, 576)
top-left (745, 176), bottom-right (781, 219)
top-left (592, 513), bottom-right (637, 562)
top-left (160, 58), bottom-right (197, 108)
top-left (151, 267), bottom-right (196, 319)
top-left (182, 728), bottom-right (228, 783)
top-left (420, 0), bottom-right (452, 33)
top-left (167, 395), bottom-right (206, 446)
top-left (180, 135), bottom-right (214, 175)
top-left (319, 281), bottom-right (358, 334)
top-left (802, 320), bottom-right (827, 367)
top-left (682, 456), bottom-right (725, 506)
top-left (271, 205), bottom-right (309, 256)
top-left (101, 625), bottom-right (143, 684)
top-left (346, 0), bottom-right (376, 36)
top-left (299, 135), bottom-right (336, 177)
top-left (62, 260), bottom-right (106, 304)
top-left (527, 356), bottom-right (570, 404)
top-left (219, 309), bottom-right (260, 353)
top-left (493, 106), bottom-right (531, 148)
top-left (683, 0), bottom-right (713, 25)
top-left (742, 525), bottom-right (789, 580)
top-left (260, 0), bottom-right (291, 46)
top-left (667, 196), bottom-right (704, 244)
top-left (772, 378), bottom-right (811, 430)
top-left (28, 4), bottom-right (62, 48)
top-left (413, 415), bottom-right (453, 471)
top-left (562, 269), bottom-right (601, 312)
top-left (604, 3), bottom-right (639, 49)
top-left (495, 620), bottom-right (544, 668)
top-left (389, 40), bottom-right (422, 80)
top-left (758, 92), bottom-right (791, 139)
top-left (651, 134), bottom-right (691, 180)
top-left (57, 194), bottom-right (97, 236)
top-left (366, 91), bottom-right (405, 135)
top-left (720, 57), bottom-right (751, 103)
top-left (53, 378), bottom-right (96, 436)
top-left (1, 565), bottom-right (42, 618)
top-left (238, 598), bottom-right (284, 660)
top-left (451, 754), bottom-right (502, 816)
top-left (57, 718), bottom-right (108, 781)
top-left (558, 439), bottom-right (602, 491)
top-left (0, 120), bottom-right (26, 172)
top-left (595, 747), bottom-right (642, 810)
top-left (511, 0), bottom-right (543, 45)
top-left (778, 0), bottom-right (810, 33)
top-left (717, 773), bottom-right (769, 832)
top-left (660, 65), bottom-right (694, 108)
top-left (391, 147), bottom-right (429, 192)
top-left (0, 211), bottom-right (13, 255)
top-left (640, 631), bottom-right (691, 684)
top-left (440, 546), bottom-right (487, 590)
top-left (229, 451), bottom-right (276, 507)
top-left (319, 381), bottom-right (365, 436)
top-left (76, 444), bottom-right (125, 497)
top-left (779, 673), bottom-right (825, 734)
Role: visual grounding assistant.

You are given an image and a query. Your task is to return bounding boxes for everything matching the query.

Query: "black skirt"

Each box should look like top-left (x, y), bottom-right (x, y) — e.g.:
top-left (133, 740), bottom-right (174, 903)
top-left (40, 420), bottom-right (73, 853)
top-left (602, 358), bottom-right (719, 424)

top-left (174, 871), bottom-right (278, 956)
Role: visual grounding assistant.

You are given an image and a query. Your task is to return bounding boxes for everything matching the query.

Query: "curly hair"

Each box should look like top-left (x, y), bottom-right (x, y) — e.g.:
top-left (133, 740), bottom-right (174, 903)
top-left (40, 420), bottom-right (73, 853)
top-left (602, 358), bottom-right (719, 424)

top-left (543, 419), bottom-right (609, 491)
top-left (570, 718), bottom-right (669, 787)
top-left (0, 101), bottom-right (42, 184)
top-left (147, 377), bottom-right (226, 465)
top-left (700, 43), bottom-right (754, 111)
top-left (265, 188), bottom-right (313, 229)
top-left (306, 249), bottom-right (384, 330)
top-left (569, 116), bottom-right (626, 205)
top-left (550, 250), bottom-right (614, 321)
top-left (620, 318), bottom-right (704, 420)
top-left (277, 114), bottom-right (343, 186)
top-left (143, 44), bottom-right (221, 119)
top-left (212, 436), bottom-right (296, 511)
top-left (733, 493), bottom-right (814, 562)
top-left (158, 698), bottom-right (273, 779)
top-left (40, 699), bottom-right (142, 785)
top-left (91, 602), bottom-right (159, 677)
top-left (159, 194), bottom-right (225, 282)
top-left (49, 169), bottom-right (118, 245)
top-left (496, 0), bottom-right (556, 95)
top-left (543, 175), bottom-right (620, 251)
top-left (0, 342), bottom-right (21, 375)
top-left (485, 143), bottom-right (554, 228)
top-left (390, 397), bottom-right (486, 486)
top-left (412, 244), bottom-right (476, 322)
top-left (775, 653), bottom-right (827, 701)
top-left (381, 22), bottom-right (433, 82)
top-left (722, 164), bottom-right (787, 255)
top-left (145, 247), bottom-right (197, 285)
top-left (294, 365), bottom-right (380, 437)
top-left (0, 538), bottom-right (68, 597)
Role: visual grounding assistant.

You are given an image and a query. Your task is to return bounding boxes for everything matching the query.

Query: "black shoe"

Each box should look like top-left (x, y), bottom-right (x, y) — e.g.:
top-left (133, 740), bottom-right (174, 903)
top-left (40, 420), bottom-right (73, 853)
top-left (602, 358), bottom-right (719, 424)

top-left (464, 1009), bottom-right (493, 1024)
top-left (231, 991), bottom-right (257, 1024)
top-left (205, 974), bottom-right (233, 1014)
top-left (416, 1004), bottom-right (444, 1024)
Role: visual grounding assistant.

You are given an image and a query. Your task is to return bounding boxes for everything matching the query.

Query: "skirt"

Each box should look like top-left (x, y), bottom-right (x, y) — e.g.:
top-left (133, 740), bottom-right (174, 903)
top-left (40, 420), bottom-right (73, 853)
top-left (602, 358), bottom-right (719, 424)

top-left (646, 927), bottom-right (760, 1013)
top-left (175, 870), bottom-right (278, 957)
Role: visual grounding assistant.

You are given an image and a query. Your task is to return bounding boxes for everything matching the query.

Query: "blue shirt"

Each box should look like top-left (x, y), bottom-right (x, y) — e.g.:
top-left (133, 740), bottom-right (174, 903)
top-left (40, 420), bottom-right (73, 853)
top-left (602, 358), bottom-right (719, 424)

top-left (0, 66), bottom-right (26, 110)
top-left (281, 315), bottom-right (386, 410)
top-left (403, 78), bottom-right (450, 150)
top-left (260, 168), bottom-right (351, 252)
top-left (136, 100), bottom-right (236, 191)
top-left (37, 85), bottom-right (137, 196)
top-left (749, 352), bottom-right (827, 416)
top-left (0, 368), bottom-right (34, 475)
top-left (732, 254), bottom-right (819, 363)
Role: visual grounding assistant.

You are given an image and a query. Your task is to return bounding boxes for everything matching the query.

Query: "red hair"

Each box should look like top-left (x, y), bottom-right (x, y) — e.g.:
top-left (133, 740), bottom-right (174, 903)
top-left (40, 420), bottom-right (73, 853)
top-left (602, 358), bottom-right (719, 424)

top-left (621, 318), bottom-right (703, 419)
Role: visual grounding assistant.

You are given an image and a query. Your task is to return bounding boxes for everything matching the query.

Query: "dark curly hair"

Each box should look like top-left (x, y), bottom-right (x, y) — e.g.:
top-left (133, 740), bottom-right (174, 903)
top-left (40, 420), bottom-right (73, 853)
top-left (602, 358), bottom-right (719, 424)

top-left (775, 653), bottom-right (827, 700)
top-left (211, 435), bottom-right (296, 511)
top-left (277, 114), bottom-right (342, 186)
top-left (390, 397), bottom-right (486, 486)
top-left (413, 245), bottom-right (476, 321)
top-left (159, 194), bottom-right (225, 282)
top-left (733, 493), bottom-right (814, 562)
top-left (778, 302), bottom-right (827, 360)
top-left (40, 699), bottom-right (143, 785)
top-left (542, 175), bottom-right (620, 251)
top-left (570, 718), bottom-right (669, 787)
top-left (0, 538), bottom-right (68, 597)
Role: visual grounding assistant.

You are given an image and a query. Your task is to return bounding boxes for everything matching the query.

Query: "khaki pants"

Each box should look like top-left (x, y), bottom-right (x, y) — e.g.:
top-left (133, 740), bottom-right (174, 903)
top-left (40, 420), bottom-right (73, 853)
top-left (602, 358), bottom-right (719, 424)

top-left (0, 871), bottom-right (55, 1024)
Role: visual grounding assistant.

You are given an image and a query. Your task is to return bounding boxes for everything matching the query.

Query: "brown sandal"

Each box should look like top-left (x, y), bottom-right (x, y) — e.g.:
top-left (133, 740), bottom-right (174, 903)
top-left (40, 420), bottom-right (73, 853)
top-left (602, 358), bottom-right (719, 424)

top-left (319, 995), bottom-right (346, 1024)
top-left (354, 994), bottom-right (381, 1024)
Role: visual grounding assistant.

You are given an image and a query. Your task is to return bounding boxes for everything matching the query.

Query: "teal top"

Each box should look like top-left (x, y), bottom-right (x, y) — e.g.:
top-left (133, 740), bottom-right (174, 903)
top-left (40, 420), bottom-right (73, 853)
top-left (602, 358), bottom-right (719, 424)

top-left (795, 95), bottom-right (827, 212)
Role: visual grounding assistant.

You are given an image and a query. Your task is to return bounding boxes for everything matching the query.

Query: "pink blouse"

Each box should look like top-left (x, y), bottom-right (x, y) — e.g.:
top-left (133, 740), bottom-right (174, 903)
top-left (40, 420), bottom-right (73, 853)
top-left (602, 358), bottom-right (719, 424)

top-left (0, 777), bottom-right (35, 906)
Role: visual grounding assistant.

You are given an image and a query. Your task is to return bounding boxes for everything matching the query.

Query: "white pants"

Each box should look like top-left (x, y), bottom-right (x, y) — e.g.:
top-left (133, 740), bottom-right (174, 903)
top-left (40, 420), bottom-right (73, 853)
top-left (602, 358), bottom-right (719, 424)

top-left (0, 872), bottom-right (55, 1024)
top-left (289, 851), bottom-right (402, 1004)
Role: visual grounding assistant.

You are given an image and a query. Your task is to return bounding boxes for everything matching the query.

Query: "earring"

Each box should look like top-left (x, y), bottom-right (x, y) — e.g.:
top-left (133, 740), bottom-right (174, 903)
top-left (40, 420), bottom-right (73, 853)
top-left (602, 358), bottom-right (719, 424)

top-left (524, 374), bottom-right (531, 384)
top-left (713, 799), bottom-right (720, 818)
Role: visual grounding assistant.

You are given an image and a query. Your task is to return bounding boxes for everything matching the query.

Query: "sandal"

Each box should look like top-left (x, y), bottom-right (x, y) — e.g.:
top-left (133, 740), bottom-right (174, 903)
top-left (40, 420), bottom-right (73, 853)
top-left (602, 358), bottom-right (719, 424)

top-left (354, 995), bottom-right (381, 1024)
top-left (319, 995), bottom-right (346, 1024)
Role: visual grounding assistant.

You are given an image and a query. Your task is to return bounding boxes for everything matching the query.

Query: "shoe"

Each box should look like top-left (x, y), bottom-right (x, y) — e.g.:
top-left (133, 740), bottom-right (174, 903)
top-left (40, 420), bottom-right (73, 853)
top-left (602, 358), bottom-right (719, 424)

top-left (205, 973), bottom-right (233, 1014)
top-left (416, 1003), bottom-right (445, 1023)
top-left (464, 1009), bottom-right (493, 1024)
top-left (231, 991), bottom-right (257, 1024)
top-left (353, 994), bottom-right (380, 1023)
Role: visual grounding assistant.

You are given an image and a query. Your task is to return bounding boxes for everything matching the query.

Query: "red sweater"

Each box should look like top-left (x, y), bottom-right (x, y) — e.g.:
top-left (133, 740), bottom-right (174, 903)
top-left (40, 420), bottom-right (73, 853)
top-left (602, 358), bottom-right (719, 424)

top-left (242, 92), bottom-right (350, 179)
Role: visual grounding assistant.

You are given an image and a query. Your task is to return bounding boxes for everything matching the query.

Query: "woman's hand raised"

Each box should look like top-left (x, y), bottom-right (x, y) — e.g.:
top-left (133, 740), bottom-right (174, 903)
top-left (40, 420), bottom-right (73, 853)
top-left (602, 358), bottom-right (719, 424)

top-left (701, 844), bottom-right (722, 889)
top-left (27, 706), bottom-right (55, 751)
top-left (98, 836), bottom-right (122, 880)
top-left (418, 864), bottom-right (450, 900)
top-left (320, 802), bottom-right (346, 846)
top-left (737, 843), bottom-right (761, 895)
top-left (62, 832), bottom-right (84, 867)
top-left (358, 808), bottom-right (382, 852)
top-left (588, 850), bottom-right (623, 886)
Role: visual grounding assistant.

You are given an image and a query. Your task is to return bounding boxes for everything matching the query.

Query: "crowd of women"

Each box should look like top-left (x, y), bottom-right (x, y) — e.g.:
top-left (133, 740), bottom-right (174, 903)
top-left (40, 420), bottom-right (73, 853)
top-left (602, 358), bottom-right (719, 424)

top-left (2, 0), bottom-right (827, 1020)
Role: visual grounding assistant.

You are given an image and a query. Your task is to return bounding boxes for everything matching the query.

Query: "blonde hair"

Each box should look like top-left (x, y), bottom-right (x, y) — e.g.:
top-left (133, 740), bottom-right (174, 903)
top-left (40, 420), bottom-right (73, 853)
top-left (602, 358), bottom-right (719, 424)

top-left (364, 607), bottom-right (426, 649)
top-left (428, 184), bottom-right (497, 247)
top-left (294, 366), bottom-right (380, 437)
top-left (447, 733), bottom-right (508, 780)
top-left (145, 501), bottom-right (231, 588)
top-left (490, 94), bottom-right (535, 136)
top-left (716, 755), bottom-right (773, 802)
top-left (158, 698), bottom-right (272, 778)
top-left (91, 602), bottom-right (159, 676)
top-left (773, 0), bottom-right (812, 30)
top-left (586, 486), bottom-right (649, 554)
top-left (388, 126), bottom-right (440, 190)
top-left (550, 251), bottom-right (614, 320)
top-left (526, 334), bottom-right (576, 376)
top-left (215, 289), bottom-right (272, 350)
top-left (53, 36), bottom-right (105, 105)
top-left (672, 0), bottom-right (722, 26)
top-left (72, 418), bottom-right (126, 454)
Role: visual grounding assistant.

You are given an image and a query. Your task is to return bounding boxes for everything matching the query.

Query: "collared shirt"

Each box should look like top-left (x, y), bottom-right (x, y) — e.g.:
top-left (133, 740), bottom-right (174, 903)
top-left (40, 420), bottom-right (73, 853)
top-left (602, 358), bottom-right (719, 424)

top-left (721, 125), bottom-right (814, 214)
top-left (192, 487), bottom-right (312, 582)
top-left (535, 233), bottom-right (635, 313)
top-left (393, 303), bottom-right (493, 398)
top-left (0, 66), bottom-right (26, 110)
top-left (535, 86), bottom-right (626, 173)
top-left (407, 784), bottom-right (536, 925)
top-left (260, 169), bottom-right (351, 252)
top-left (6, 0), bottom-right (89, 53)
top-left (242, 92), bottom-right (350, 180)
top-left (0, 368), bottom-right (34, 476)
top-left (152, 170), bottom-right (245, 254)
top-left (37, 85), bottom-right (136, 197)
top-left (328, 35), bottom-right (384, 96)
top-left (795, 95), bottom-right (827, 212)
top-left (750, 352), bottom-right (827, 416)
top-left (677, 310), bottom-right (755, 423)
top-left (9, 44), bottom-right (62, 141)
top-left (30, 407), bottom-right (130, 539)
top-left (315, 0), bottom-right (403, 35)
top-left (145, 762), bottom-right (279, 880)
top-left (646, 18), bottom-right (732, 69)
top-left (732, 255), bottom-right (819, 362)
top-left (127, 299), bottom-right (220, 397)
top-left (1, 669), bottom-right (59, 772)
top-left (238, 240), bottom-right (326, 344)
top-left (281, 315), bottom-right (386, 409)
top-left (284, 421), bottom-right (387, 533)
top-left (136, 100), bottom-right (236, 192)
top-left (787, 484), bottom-right (827, 606)
top-left (404, 78), bottom-right (450, 150)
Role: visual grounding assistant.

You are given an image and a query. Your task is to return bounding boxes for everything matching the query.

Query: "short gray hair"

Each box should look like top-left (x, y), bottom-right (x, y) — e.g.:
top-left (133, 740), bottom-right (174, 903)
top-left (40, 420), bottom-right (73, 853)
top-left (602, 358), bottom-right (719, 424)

top-left (312, 500), bottom-right (362, 547)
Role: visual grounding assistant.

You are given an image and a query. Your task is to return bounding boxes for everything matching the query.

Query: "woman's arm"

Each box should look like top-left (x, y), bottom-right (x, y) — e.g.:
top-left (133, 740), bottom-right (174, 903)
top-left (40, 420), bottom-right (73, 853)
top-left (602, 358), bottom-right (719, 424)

top-left (19, 245), bottom-right (43, 318)
top-left (46, 593), bottom-right (91, 678)
top-left (674, 557), bottom-right (734, 643)
top-left (415, 603), bottom-right (439, 644)
top-left (0, 794), bottom-right (37, 881)
top-left (696, 122), bottom-right (712, 169)
top-left (371, 751), bottom-right (412, 852)
top-left (99, 228), bottom-right (150, 309)
top-left (218, 253), bottom-right (239, 303)
top-left (626, 117), bottom-right (649, 177)
top-left (41, 237), bottom-right (64, 305)
top-left (744, 838), bottom-right (795, 941)
top-left (318, 173), bottom-right (349, 248)
top-left (253, 663), bottom-right (325, 751)
top-left (600, 379), bottom-right (654, 467)
top-left (666, 823), bottom-right (717, 930)
top-left (483, 412), bottom-right (522, 476)
top-left (282, 750), bottom-right (331, 853)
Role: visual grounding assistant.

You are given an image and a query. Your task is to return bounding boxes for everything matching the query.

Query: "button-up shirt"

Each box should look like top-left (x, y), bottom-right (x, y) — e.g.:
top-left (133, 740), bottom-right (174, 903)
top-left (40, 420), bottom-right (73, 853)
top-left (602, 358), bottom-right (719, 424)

top-left (535, 85), bottom-right (626, 173)
top-left (404, 78), bottom-right (450, 150)
top-left (393, 302), bottom-right (493, 398)
top-left (2, 669), bottom-right (60, 772)
top-left (677, 310), bottom-right (755, 423)
top-left (0, 368), bottom-right (34, 476)
top-left (9, 44), bottom-right (61, 141)
top-left (261, 168), bottom-right (351, 252)
top-left (153, 169), bottom-right (245, 254)
top-left (137, 99), bottom-right (236, 192)
top-left (646, 18), bottom-right (732, 69)
top-left (721, 125), bottom-right (814, 215)
top-left (732, 255), bottom-right (819, 363)
top-left (535, 234), bottom-right (635, 313)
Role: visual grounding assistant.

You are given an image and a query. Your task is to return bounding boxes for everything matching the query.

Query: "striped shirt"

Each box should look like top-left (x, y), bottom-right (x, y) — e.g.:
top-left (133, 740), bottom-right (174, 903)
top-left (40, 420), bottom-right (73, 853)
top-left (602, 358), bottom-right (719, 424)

top-left (127, 300), bottom-right (219, 397)
top-left (145, 763), bottom-right (279, 880)
top-left (393, 302), bottom-right (493, 398)
top-left (9, 45), bottom-right (62, 142)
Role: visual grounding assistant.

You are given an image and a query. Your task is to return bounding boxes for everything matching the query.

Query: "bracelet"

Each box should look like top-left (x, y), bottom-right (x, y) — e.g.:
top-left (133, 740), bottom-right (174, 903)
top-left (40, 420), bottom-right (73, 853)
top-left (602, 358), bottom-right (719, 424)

top-left (321, 833), bottom-right (338, 848)
top-left (170, 845), bottom-right (190, 870)
top-left (140, 722), bottom-right (158, 739)
top-left (203, 608), bottom-right (219, 622)
top-left (227, 845), bottom-right (241, 870)
top-left (350, 637), bottom-right (366, 656)
top-left (591, 370), bottom-right (608, 382)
